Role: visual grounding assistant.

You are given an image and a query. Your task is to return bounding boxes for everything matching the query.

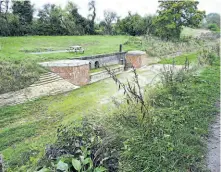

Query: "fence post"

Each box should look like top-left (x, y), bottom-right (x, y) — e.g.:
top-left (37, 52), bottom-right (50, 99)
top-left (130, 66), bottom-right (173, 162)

top-left (119, 44), bottom-right (122, 52)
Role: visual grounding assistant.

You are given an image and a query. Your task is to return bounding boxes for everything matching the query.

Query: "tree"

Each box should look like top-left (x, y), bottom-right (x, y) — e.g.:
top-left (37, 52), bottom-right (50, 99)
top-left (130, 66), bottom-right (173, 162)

top-left (103, 10), bottom-right (117, 35)
top-left (206, 13), bottom-right (220, 28)
top-left (12, 1), bottom-right (34, 24)
top-left (62, 1), bottom-right (90, 35)
top-left (12, 0), bottom-right (34, 35)
top-left (37, 4), bottom-right (67, 35)
top-left (208, 23), bottom-right (219, 32)
top-left (143, 15), bottom-right (156, 35)
top-left (116, 12), bottom-right (146, 36)
top-left (88, 0), bottom-right (96, 34)
top-left (153, 1), bottom-right (205, 40)
top-left (0, 0), bottom-right (10, 36)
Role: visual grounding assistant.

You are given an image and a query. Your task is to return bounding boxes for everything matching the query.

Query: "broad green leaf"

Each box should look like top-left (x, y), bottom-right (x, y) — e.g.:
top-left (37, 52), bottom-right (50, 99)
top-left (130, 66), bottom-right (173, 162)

top-left (72, 158), bottom-right (82, 172)
top-left (94, 166), bottom-right (107, 172)
top-left (82, 158), bottom-right (92, 165)
top-left (83, 157), bottom-right (93, 170)
top-left (56, 160), bottom-right (69, 172)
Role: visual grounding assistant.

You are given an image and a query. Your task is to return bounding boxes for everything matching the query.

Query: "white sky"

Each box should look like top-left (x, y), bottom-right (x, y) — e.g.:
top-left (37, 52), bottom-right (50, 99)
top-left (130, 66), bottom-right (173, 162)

top-left (31, 0), bottom-right (221, 22)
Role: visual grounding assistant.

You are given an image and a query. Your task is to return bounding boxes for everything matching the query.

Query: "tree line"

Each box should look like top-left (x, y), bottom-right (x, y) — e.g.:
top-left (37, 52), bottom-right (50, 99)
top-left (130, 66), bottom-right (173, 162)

top-left (0, 0), bottom-right (219, 39)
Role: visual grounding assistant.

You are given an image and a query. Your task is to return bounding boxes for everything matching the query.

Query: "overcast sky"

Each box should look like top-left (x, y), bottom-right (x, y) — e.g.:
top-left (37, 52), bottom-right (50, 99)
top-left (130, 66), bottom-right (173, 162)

top-left (31, 0), bottom-right (221, 22)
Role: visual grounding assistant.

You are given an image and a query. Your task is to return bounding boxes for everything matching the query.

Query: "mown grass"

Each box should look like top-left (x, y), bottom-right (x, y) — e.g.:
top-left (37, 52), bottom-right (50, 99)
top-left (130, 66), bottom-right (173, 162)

top-left (0, 73), bottom-right (121, 171)
top-left (159, 52), bottom-right (199, 65)
top-left (108, 60), bottom-right (220, 171)
top-left (0, 35), bottom-right (139, 62)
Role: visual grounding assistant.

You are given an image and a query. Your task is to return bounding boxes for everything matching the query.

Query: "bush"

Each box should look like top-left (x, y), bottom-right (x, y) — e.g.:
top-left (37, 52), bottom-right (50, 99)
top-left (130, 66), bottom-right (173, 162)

top-left (208, 23), bottom-right (220, 32)
top-left (36, 118), bottom-right (121, 172)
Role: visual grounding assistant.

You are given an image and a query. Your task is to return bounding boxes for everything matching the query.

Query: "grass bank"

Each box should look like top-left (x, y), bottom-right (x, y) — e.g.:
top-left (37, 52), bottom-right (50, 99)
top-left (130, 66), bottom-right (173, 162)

top-left (109, 60), bottom-right (220, 171)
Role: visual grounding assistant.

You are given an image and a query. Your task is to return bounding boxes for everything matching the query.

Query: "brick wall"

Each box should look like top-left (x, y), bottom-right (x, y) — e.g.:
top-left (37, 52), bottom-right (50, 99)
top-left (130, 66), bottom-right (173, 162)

top-left (126, 54), bottom-right (146, 68)
top-left (50, 64), bottom-right (89, 86)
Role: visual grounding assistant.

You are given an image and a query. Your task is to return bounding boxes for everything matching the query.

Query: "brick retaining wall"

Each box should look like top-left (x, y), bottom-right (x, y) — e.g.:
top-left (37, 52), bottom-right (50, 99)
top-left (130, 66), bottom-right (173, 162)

top-left (126, 51), bottom-right (147, 68)
top-left (50, 64), bottom-right (90, 86)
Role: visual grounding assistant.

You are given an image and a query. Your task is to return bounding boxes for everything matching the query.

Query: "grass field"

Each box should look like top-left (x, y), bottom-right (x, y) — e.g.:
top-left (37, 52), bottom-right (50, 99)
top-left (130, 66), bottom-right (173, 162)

top-left (0, 78), bottom-right (118, 171)
top-left (0, 30), bottom-right (219, 171)
top-left (0, 35), bottom-right (141, 62)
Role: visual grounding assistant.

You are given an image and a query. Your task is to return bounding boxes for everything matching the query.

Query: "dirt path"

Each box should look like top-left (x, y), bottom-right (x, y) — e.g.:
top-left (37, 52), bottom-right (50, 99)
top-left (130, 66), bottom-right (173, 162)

top-left (206, 101), bottom-right (220, 172)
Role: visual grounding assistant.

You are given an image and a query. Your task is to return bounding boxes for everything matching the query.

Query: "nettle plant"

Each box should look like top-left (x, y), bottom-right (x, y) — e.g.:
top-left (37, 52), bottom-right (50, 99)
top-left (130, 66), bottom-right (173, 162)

top-left (37, 119), bottom-right (119, 172)
top-left (38, 151), bottom-right (106, 172)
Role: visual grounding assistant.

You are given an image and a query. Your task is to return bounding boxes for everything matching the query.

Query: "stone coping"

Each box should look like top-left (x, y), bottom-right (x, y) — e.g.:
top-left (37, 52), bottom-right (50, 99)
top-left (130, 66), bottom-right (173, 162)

top-left (127, 50), bottom-right (146, 55)
top-left (39, 60), bottom-right (90, 67)
top-left (69, 52), bottom-right (127, 60)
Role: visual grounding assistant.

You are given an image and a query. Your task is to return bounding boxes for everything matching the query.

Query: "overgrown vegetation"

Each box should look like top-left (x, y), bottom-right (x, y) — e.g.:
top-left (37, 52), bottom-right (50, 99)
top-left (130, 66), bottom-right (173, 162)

top-left (105, 50), bottom-right (219, 171)
top-left (26, 45), bottom-right (220, 172)
top-left (116, 63), bottom-right (219, 171)
top-left (0, 60), bottom-right (45, 94)
top-left (143, 30), bottom-right (219, 59)
top-left (36, 119), bottom-right (119, 172)
top-left (142, 35), bottom-right (202, 57)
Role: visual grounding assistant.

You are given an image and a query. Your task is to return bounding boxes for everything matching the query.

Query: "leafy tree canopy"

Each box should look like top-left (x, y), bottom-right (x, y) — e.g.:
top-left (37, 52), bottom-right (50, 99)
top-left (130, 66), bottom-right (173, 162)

top-left (153, 1), bottom-right (205, 40)
top-left (116, 12), bottom-right (146, 36)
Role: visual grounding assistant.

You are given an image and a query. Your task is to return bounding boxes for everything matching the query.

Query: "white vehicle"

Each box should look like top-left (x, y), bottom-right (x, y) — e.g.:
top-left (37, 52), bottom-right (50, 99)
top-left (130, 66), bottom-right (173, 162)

top-left (67, 46), bottom-right (84, 53)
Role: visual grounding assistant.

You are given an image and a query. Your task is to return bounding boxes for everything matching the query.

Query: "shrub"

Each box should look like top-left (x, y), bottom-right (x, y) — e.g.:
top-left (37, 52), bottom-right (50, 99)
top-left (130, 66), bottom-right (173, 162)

top-left (208, 23), bottom-right (220, 32)
top-left (36, 118), bottom-right (121, 172)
